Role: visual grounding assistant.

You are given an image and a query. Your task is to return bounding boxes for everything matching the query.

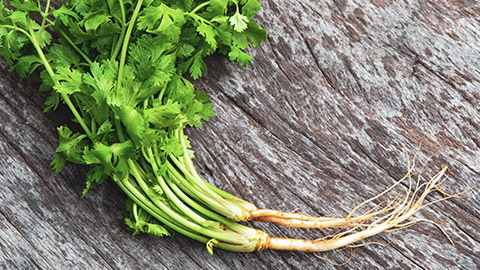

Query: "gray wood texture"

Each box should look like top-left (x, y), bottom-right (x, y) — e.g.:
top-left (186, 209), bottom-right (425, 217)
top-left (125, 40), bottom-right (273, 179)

top-left (1, 0), bottom-right (479, 269)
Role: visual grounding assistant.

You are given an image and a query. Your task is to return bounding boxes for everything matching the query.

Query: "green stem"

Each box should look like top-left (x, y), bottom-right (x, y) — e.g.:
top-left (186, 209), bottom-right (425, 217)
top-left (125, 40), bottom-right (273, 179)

top-left (128, 159), bottom-right (249, 245)
top-left (115, 175), bottom-right (210, 244)
top-left (167, 162), bottom-right (244, 221)
top-left (40, 0), bottom-right (51, 31)
top-left (168, 154), bottom-right (242, 212)
top-left (119, 175), bottom-right (259, 253)
top-left (91, 117), bottom-right (97, 135)
top-left (110, 0), bottom-right (127, 61)
top-left (190, 1), bottom-right (210, 14)
top-left (165, 175), bottom-right (258, 238)
top-left (115, 0), bottom-right (144, 93)
top-left (187, 12), bottom-right (215, 27)
top-left (177, 129), bottom-right (248, 203)
top-left (25, 21), bottom-right (92, 137)
top-left (58, 28), bottom-right (93, 66)
top-left (145, 148), bottom-right (223, 230)
top-left (115, 117), bottom-right (126, 142)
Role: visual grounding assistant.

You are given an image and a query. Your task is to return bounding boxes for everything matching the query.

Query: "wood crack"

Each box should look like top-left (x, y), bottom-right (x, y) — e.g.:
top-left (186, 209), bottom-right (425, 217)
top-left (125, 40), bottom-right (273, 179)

top-left (0, 210), bottom-right (53, 269)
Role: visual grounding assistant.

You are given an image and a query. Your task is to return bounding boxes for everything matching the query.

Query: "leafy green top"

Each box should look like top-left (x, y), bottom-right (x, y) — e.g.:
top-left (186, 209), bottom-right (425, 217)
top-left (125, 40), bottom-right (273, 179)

top-left (0, 0), bottom-right (265, 239)
top-left (0, 0), bottom-right (265, 190)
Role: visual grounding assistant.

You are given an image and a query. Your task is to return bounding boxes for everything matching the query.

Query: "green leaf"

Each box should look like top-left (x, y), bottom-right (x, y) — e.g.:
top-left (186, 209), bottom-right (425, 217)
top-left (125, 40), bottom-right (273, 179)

top-left (241, 0), bottom-right (262, 18)
top-left (51, 152), bottom-right (66, 173)
top-left (161, 136), bottom-right (184, 157)
top-left (51, 126), bottom-right (89, 172)
top-left (125, 200), bottom-right (172, 237)
top-left (53, 4), bottom-right (81, 25)
top-left (83, 61), bottom-right (116, 104)
top-left (48, 43), bottom-right (81, 68)
top-left (145, 223), bottom-right (171, 237)
top-left (196, 22), bottom-right (217, 50)
top-left (82, 165), bottom-right (107, 196)
top-left (91, 140), bottom-right (136, 172)
top-left (229, 11), bottom-right (248, 33)
top-left (11, 55), bottom-right (42, 78)
top-left (186, 100), bottom-right (215, 127)
top-left (245, 21), bottom-right (267, 47)
top-left (33, 29), bottom-right (52, 49)
top-left (52, 67), bottom-right (84, 95)
top-left (137, 4), bottom-right (186, 41)
top-left (83, 14), bottom-right (111, 31)
top-left (115, 106), bottom-right (146, 146)
top-left (96, 120), bottom-right (113, 135)
top-left (195, 89), bottom-right (211, 103)
top-left (144, 100), bottom-right (184, 129)
top-left (208, 0), bottom-right (229, 14)
top-left (228, 46), bottom-right (252, 67)
top-left (10, 0), bottom-right (41, 12)
top-left (176, 43), bottom-right (195, 58)
top-left (189, 53), bottom-right (206, 80)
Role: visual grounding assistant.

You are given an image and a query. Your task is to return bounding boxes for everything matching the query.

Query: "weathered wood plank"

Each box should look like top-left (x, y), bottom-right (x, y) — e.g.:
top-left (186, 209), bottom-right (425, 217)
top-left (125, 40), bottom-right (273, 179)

top-left (1, 0), bottom-right (479, 269)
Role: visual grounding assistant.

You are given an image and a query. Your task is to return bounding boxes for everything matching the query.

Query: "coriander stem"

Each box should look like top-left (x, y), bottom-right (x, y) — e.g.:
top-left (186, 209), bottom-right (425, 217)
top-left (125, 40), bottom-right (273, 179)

top-left (115, 118), bottom-right (126, 142)
top-left (165, 175), bottom-right (259, 238)
top-left (167, 161), bottom-right (245, 221)
top-left (187, 12), bottom-right (215, 27)
top-left (40, 0), bottom-right (51, 31)
top-left (128, 159), bottom-right (249, 244)
top-left (145, 147), bottom-right (221, 229)
top-left (25, 20), bottom-right (92, 137)
top-left (190, 1), bottom-right (210, 14)
top-left (115, 176), bottom-right (211, 244)
top-left (58, 28), bottom-right (94, 66)
top-left (110, 0), bottom-right (127, 61)
top-left (115, 0), bottom-right (144, 93)
top-left (177, 129), bottom-right (252, 208)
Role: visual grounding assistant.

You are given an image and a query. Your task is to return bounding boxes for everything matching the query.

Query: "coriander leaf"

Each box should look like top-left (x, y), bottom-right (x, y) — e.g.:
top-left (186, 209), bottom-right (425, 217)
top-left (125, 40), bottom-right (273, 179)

top-left (91, 140), bottom-right (136, 173)
top-left (196, 21), bottom-right (217, 50)
top-left (52, 66), bottom-right (84, 95)
top-left (208, 0), bottom-right (229, 15)
top-left (137, 4), bottom-right (186, 42)
top-left (229, 11), bottom-right (248, 32)
top-left (189, 52), bottom-right (207, 80)
top-left (11, 55), bottom-right (41, 78)
top-left (228, 46), bottom-right (252, 67)
top-left (32, 28), bottom-right (52, 49)
top-left (52, 126), bottom-right (88, 172)
top-left (82, 164), bottom-right (107, 196)
top-left (51, 152), bottom-right (66, 173)
top-left (241, 0), bottom-right (262, 18)
top-left (83, 61), bottom-right (115, 104)
top-left (161, 136), bottom-right (184, 157)
top-left (176, 43), bottom-right (195, 58)
top-left (245, 21), bottom-right (267, 47)
top-left (52, 4), bottom-right (81, 25)
top-left (114, 105), bottom-right (146, 146)
top-left (96, 120), bottom-right (113, 135)
top-left (83, 14), bottom-right (111, 31)
top-left (10, 0), bottom-right (41, 12)
top-left (47, 43), bottom-right (81, 68)
top-left (194, 89), bottom-right (211, 103)
top-left (185, 100), bottom-right (215, 127)
top-left (144, 100), bottom-right (184, 129)
top-left (145, 223), bottom-right (171, 237)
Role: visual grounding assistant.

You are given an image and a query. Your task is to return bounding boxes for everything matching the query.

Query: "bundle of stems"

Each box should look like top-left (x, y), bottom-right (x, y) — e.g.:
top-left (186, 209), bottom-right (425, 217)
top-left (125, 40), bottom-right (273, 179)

top-left (0, 0), bottom-right (468, 256)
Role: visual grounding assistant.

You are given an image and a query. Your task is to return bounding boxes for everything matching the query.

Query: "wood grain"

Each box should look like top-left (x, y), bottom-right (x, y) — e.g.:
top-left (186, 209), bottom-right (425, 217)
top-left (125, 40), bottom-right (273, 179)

top-left (1, 0), bottom-right (479, 269)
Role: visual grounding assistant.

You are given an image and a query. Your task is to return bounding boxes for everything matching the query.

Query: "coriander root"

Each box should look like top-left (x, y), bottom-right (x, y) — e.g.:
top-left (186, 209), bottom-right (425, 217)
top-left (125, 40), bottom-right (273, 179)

top-left (255, 166), bottom-right (452, 252)
top-left (1, 0), bottom-right (472, 261)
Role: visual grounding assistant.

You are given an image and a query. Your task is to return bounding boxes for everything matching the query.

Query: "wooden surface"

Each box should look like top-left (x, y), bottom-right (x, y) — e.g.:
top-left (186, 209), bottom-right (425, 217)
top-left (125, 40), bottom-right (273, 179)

top-left (1, 0), bottom-right (480, 269)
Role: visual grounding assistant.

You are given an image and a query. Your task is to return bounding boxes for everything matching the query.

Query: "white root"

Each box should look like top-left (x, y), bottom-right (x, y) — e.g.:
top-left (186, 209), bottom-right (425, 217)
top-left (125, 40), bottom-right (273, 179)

top-left (260, 165), bottom-right (452, 252)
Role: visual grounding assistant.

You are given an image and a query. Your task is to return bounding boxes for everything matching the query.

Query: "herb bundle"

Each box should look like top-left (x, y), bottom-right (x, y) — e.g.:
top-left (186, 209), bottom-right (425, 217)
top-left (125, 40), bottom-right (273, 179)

top-left (0, 0), bottom-right (460, 254)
